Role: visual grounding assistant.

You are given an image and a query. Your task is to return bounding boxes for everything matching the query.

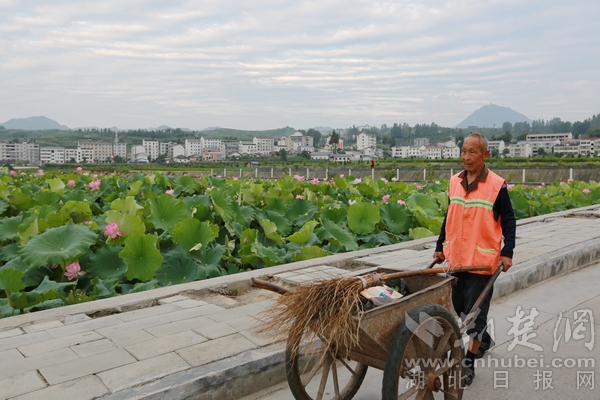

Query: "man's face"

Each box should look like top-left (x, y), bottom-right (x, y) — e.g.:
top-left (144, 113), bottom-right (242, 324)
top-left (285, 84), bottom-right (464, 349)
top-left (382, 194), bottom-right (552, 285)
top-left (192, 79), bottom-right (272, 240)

top-left (461, 137), bottom-right (489, 175)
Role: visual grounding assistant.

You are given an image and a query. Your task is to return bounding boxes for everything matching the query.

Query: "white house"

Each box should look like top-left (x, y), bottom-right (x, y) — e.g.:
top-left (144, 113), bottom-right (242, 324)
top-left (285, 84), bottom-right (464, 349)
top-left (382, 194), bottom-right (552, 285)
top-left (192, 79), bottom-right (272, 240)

top-left (357, 132), bottom-right (376, 150)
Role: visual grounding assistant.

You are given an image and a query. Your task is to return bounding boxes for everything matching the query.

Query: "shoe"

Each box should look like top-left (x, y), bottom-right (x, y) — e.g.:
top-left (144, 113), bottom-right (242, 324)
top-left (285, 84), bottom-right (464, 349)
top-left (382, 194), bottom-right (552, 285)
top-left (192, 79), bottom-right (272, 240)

top-left (462, 366), bottom-right (475, 386)
top-left (476, 336), bottom-right (495, 359)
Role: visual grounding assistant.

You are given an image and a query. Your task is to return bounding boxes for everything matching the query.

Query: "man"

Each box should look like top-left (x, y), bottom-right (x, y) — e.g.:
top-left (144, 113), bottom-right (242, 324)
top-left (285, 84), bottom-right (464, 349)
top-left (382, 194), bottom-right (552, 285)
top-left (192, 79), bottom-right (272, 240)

top-left (433, 133), bottom-right (516, 386)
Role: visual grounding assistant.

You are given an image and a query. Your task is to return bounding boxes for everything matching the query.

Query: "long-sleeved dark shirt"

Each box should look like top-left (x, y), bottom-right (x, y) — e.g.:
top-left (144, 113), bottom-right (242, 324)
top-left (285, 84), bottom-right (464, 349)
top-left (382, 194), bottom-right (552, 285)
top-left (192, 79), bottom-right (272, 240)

top-left (435, 167), bottom-right (517, 258)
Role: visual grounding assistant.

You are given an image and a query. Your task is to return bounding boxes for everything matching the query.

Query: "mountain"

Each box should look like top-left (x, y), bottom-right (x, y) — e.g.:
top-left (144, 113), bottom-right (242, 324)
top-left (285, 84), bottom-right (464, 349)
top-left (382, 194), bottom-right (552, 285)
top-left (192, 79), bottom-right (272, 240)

top-left (202, 126), bottom-right (222, 131)
top-left (456, 104), bottom-right (531, 129)
top-left (1, 116), bottom-right (69, 130)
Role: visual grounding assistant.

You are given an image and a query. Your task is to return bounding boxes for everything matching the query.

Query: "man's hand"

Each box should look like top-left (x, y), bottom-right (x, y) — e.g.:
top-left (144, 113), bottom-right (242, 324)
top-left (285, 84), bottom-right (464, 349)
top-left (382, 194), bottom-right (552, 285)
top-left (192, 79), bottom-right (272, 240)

top-left (500, 256), bottom-right (512, 272)
top-left (433, 252), bottom-right (445, 263)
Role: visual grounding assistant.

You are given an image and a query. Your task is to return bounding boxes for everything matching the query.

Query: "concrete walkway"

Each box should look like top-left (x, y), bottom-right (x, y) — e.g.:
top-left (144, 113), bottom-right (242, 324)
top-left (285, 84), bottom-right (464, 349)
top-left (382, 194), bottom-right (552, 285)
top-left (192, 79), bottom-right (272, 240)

top-left (2, 205), bottom-right (600, 400)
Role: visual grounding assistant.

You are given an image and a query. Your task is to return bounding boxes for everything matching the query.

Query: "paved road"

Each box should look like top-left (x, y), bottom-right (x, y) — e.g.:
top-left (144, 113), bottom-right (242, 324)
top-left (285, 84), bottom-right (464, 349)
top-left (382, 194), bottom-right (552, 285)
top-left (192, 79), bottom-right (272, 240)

top-left (242, 261), bottom-right (600, 399)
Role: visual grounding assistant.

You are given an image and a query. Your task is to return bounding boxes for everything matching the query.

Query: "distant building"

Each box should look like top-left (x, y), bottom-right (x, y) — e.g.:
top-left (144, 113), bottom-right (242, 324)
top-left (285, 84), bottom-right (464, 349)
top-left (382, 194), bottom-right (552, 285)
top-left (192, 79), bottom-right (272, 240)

top-left (78, 140), bottom-right (113, 163)
top-left (221, 140), bottom-right (240, 158)
top-left (143, 139), bottom-right (159, 161)
top-left (185, 139), bottom-right (202, 157)
top-left (253, 137), bottom-right (274, 155)
top-left (414, 138), bottom-right (430, 147)
top-left (526, 133), bottom-right (572, 142)
top-left (357, 132), bottom-right (376, 150)
top-left (40, 146), bottom-right (66, 164)
top-left (0, 141), bottom-right (40, 165)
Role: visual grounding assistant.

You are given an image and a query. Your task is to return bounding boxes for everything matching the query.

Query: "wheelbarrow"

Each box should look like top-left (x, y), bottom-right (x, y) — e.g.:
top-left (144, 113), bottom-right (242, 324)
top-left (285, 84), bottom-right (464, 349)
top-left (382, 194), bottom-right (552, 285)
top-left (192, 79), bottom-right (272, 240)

top-left (251, 262), bottom-right (501, 400)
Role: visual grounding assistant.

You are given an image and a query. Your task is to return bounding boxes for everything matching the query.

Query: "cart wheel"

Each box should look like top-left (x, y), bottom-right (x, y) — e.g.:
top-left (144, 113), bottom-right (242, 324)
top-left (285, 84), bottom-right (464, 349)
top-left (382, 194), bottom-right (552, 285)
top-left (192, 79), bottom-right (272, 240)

top-left (285, 328), bottom-right (368, 400)
top-left (382, 304), bottom-right (463, 400)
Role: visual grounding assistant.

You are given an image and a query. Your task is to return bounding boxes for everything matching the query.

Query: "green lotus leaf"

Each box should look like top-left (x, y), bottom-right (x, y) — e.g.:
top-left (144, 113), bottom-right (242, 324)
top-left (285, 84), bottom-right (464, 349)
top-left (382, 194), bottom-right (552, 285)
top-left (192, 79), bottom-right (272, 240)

top-left (127, 180), bottom-right (143, 196)
top-left (9, 188), bottom-right (32, 211)
top-left (286, 199), bottom-right (318, 226)
top-left (87, 246), bottom-right (127, 280)
top-left (0, 199), bottom-right (8, 216)
top-left (61, 189), bottom-right (87, 203)
top-left (128, 280), bottom-right (159, 294)
top-left (359, 231), bottom-right (396, 246)
top-left (104, 211), bottom-right (146, 243)
top-left (233, 204), bottom-right (256, 228)
top-left (33, 191), bottom-right (61, 208)
top-left (171, 218), bottom-right (219, 252)
top-left (147, 194), bottom-right (189, 232)
top-left (175, 175), bottom-right (197, 194)
top-left (0, 243), bottom-right (19, 262)
top-left (259, 219), bottom-right (283, 246)
top-left (409, 227), bottom-right (436, 240)
top-left (291, 245), bottom-right (331, 262)
top-left (207, 176), bottom-right (227, 189)
top-left (355, 180), bottom-right (379, 198)
top-left (55, 200), bottom-right (93, 224)
top-left (264, 196), bottom-right (288, 213)
top-left (9, 279), bottom-right (72, 311)
top-left (0, 215), bottom-right (23, 241)
top-left (262, 210), bottom-right (292, 236)
top-left (347, 202), bottom-right (380, 235)
top-left (183, 194), bottom-right (211, 220)
top-left (320, 207), bottom-right (347, 225)
top-left (90, 277), bottom-right (118, 299)
top-left (154, 245), bottom-right (200, 286)
top-left (380, 203), bottom-right (414, 234)
top-left (241, 184), bottom-right (263, 206)
top-left (406, 192), bottom-right (439, 217)
top-left (110, 196), bottom-right (143, 214)
top-left (196, 244), bottom-right (226, 277)
top-left (19, 223), bottom-right (97, 268)
top-left (239, 229), bottom-right (258, 265)
top-left (48, 178), bottom-right (65, 193)
top-left (286, 220), bottom-right (318, 244)
top-left (255, 243), bottom-right (285, 266)
top-left (210, 190), bottom-right (235, 222)
top-left (0, 268), bottom-right (25, 293)
top-left (321, 218), bottom-right (358, 251)
top-left (120, 233), bottom-right (164, 281)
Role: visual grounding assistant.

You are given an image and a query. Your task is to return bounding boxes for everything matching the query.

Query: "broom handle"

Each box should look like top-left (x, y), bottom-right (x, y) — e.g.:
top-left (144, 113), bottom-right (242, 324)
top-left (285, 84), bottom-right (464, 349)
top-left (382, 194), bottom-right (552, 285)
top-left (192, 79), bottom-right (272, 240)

top-left (382, 265), bottom-right (491, 281)
top-left (250, 277), bottom-right (289, 295)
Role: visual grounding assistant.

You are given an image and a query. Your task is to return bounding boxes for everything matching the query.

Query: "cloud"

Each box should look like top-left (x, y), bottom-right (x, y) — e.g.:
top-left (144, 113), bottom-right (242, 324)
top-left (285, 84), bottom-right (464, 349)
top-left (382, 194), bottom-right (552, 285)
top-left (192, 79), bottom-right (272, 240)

top-left (1, 0), bottom-right (599, 129)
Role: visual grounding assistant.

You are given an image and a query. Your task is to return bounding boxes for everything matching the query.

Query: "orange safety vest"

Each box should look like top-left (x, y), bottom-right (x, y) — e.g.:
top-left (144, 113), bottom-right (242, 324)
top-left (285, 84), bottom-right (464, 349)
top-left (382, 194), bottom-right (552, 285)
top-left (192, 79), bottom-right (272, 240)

top-left (442, 170), bottom-right (505, 275)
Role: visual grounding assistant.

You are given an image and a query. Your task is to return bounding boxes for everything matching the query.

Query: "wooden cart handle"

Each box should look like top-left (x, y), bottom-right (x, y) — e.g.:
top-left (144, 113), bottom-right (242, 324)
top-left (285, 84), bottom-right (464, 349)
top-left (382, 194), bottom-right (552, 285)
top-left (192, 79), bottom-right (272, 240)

top-left (382, 265), bottom-right (491, 281)
top-left (250, 277), bottom-right (288, 295)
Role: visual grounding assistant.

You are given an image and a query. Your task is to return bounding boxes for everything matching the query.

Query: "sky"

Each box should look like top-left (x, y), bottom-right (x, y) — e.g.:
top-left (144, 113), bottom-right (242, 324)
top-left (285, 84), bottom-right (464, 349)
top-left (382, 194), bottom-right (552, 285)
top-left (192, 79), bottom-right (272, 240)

top-left (1, 0), bottom-right (599, 131)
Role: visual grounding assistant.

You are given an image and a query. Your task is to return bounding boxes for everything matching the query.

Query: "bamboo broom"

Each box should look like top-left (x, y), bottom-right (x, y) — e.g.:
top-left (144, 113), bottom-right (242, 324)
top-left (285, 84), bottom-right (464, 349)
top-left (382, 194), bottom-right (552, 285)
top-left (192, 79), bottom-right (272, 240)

top-left (254, 263), bottom-right (490, 358)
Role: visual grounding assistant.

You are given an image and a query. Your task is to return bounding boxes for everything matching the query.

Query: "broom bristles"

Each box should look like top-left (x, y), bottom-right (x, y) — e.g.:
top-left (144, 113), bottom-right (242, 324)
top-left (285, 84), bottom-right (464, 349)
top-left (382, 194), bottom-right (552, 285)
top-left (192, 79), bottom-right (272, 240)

top-left (257, 275), bottom-right (370, 359)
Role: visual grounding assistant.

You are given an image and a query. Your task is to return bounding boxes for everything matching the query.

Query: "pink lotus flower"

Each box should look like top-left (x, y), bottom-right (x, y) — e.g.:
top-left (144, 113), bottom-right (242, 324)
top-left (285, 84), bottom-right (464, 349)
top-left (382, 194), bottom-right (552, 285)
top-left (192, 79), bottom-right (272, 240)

top-left (165, 189), bottom-right (174, 195)
top-left (416, 185), bottom-right (422, 190)
top-left (349, 199), bottom-right (356, 205)
top-left (37, 169), bottom-right (44, 175)
top-left (233, 177), bottom-right (239, 181)
top-left (380, 178), bottom-right (388, 183)
top-left (507, 184), bottom-right (515, 190)
top-left (311, 178), bottom-right (320, 184)
top-left (339, 174), bottom-right (345, 178)
top-left (64, 262), bottom-right (86, 280)
top-left (353, 178), bottom-right (362, 184)
top-left (88, 180), bottom-right (101, 191)
top-left (391, 177), bottom-right (398, 182)
top-left (20, 172), bottom-right (25, 176)
top-left (10, 170), bottom-right (16, 176)
top-left (293, 175), bottom-right (305, 182)
top-left (583, 189), bottom-right (591, 194)
top-left (76, 167), bottom-right (83, 173)
top-left (67, 179), bottom-right (76, 187)
top-left (382, 194), bottom-right (390, 203)
top-left (397, 200), bottom-right (406, 206)
top-left (103, 222), bottom-right (123, 239)
top-left (296, 195), bottom-right (303, 199)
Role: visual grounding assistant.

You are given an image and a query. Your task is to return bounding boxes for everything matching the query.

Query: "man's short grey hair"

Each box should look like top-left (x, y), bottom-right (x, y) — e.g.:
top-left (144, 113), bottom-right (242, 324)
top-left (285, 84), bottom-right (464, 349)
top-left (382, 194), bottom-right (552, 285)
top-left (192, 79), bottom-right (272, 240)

top-left (467, 133), bottom-right (488, 152)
